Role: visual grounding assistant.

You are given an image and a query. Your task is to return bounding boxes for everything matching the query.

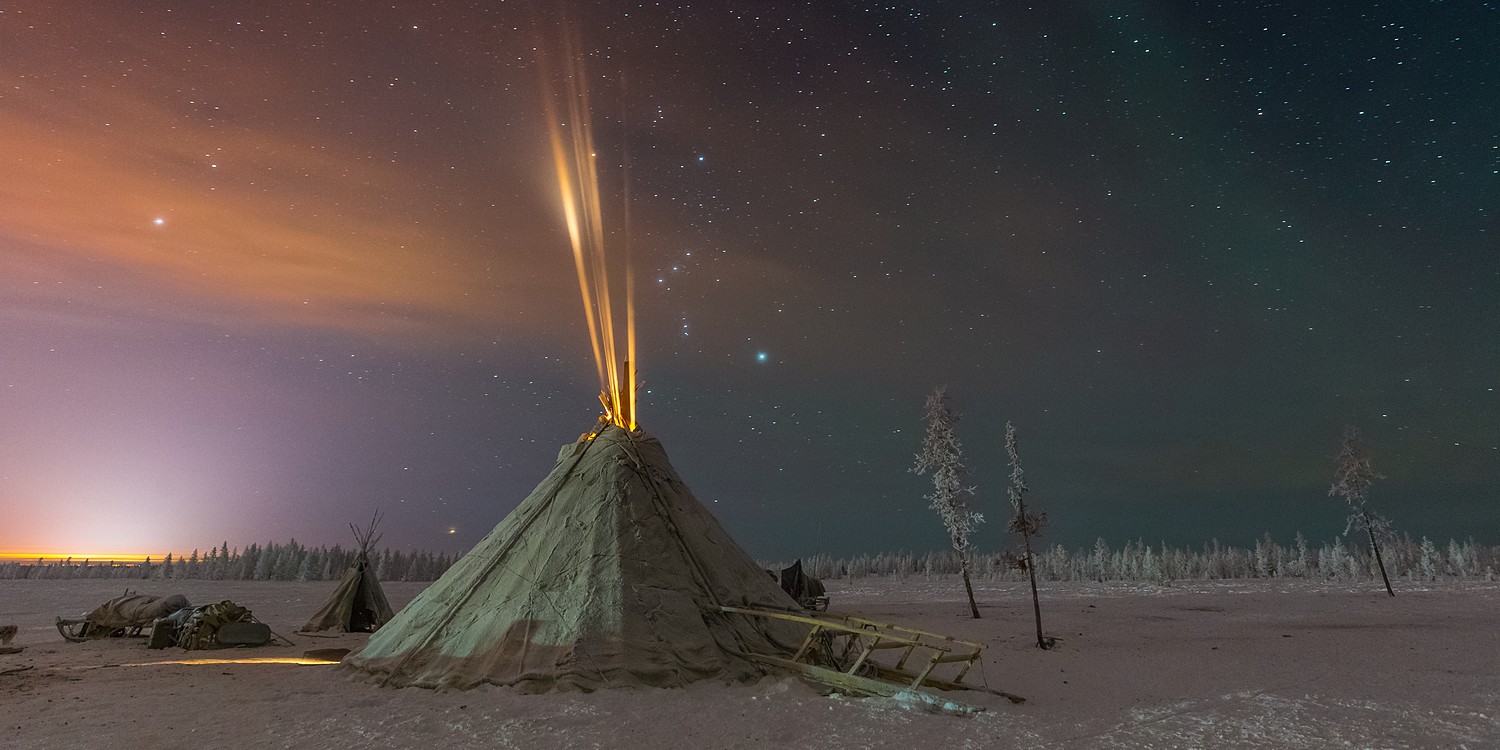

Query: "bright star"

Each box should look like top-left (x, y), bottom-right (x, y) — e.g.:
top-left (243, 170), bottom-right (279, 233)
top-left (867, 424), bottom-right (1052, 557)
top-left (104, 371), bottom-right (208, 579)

top-left (152, 217), bottom-right (165, 226)
top-left (756, 352), bottom-right (768, 363)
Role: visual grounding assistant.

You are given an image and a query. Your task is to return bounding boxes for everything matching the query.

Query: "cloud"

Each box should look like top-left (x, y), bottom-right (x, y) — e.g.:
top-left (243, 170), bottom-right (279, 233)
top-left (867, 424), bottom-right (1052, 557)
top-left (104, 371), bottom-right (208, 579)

top-left (0, 66), bottom-right (568, 340)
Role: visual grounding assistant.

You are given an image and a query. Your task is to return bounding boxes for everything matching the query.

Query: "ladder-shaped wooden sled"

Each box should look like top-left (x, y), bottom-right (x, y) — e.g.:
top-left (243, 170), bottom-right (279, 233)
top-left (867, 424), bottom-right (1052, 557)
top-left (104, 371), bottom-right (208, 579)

top-left (721, 606), bottom-right (1024, 710)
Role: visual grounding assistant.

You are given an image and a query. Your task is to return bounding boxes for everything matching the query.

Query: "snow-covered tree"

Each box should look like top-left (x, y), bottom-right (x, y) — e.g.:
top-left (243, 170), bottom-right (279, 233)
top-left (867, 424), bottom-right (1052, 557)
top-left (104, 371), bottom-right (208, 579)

top-left (1004, 421), bottom-right (1053, 648)
top-left (1419, 537), bottom-right (1440, 582)
top-left (1449, 539), bottom-right (1473, 578)
top-left (1254, 533), bottom-right (1278, 578)
top-left (1093, 538), bottom-right (1111, 582)
top-left (1141, 545), bottom-right (1164, 584)
top-left (1292, 532), bottom-right (1313, 577)
top-left (1330, 427), bottom-right (1395, 596)
top-left (295, 550), bottom-right (315, 582)
top-left (912, 387), bottom-right (984, 618)
top-left (252, 543), bottom-right (274, 581)
top-left (273, 539), bottom-right (303, 581)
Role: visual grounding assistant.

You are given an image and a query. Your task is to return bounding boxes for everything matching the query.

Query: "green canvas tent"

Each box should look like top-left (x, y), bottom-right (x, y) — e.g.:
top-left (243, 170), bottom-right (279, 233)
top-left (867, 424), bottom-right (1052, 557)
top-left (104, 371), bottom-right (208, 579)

top-left (343, 425), bottom-right (804, 691)
top-left (300, 518), bottom-right (395, 633)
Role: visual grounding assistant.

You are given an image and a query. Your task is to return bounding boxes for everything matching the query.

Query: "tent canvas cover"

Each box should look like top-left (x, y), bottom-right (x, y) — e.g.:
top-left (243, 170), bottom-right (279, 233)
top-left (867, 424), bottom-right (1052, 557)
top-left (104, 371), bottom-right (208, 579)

top-left (344, 425), bottom-right (804, 691)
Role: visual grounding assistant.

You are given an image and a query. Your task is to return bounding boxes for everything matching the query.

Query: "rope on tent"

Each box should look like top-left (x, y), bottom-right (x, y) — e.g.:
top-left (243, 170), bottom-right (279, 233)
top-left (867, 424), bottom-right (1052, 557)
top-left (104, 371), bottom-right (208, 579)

top-left (492, 558), bottom-right (612, 687)
top-left (614, 429), bottom-right (723, 609)
top-left (378, 421), bottom-right (609, 687)
top-left (614, 428), bottom-right (765, 660)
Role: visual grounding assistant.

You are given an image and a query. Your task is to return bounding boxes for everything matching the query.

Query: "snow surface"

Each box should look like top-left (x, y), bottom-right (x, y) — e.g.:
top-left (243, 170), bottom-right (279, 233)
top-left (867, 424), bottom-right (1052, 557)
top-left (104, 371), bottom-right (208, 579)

top-left (2, 577), bottom-right (1496, 749)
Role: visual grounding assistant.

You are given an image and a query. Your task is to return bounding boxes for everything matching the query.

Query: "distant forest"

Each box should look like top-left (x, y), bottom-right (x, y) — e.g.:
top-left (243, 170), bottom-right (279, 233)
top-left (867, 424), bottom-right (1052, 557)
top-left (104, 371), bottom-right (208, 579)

top-left (2, 533), bottom-right (1495, 583)
top-left (786, 534), bottom-right (1499, 583)
top-left (0, 540), bottom-right (456, 582)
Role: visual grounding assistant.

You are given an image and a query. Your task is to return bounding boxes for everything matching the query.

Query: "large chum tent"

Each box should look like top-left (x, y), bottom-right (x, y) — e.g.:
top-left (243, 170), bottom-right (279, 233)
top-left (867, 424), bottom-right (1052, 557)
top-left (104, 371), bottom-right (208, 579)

top-left (301, 518), bottom-right (395, 633)
top-left (343, 425), bottom-right (806, 691)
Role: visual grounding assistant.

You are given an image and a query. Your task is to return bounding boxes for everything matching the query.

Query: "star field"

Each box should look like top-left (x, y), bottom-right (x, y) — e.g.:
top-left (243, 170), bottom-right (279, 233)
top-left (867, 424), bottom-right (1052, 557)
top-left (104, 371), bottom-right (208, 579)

top-left (0, 2), bottom-right (1495, 559)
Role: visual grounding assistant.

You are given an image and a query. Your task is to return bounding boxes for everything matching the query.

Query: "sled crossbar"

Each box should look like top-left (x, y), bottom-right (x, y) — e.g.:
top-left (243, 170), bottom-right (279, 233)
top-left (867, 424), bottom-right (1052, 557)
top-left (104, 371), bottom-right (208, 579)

top-left (719, 606), bottom-right (992, 694)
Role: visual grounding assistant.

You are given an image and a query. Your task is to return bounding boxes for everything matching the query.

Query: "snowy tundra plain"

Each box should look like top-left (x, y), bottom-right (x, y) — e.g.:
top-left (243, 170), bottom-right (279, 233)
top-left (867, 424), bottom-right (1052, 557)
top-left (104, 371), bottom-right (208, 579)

top-left (2, 577), bottom-right (1496, 749)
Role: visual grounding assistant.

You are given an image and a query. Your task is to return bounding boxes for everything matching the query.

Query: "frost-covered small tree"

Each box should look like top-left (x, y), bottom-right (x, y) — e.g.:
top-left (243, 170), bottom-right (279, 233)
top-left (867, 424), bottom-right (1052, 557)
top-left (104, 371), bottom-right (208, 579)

top-left (1419, 537), bottom-right (1440, 582)
top-left (252, 543), bottom-right (274, 581)
top-left (1330, 427), bottom-right (1395, 596)
top-left (295, 550), bottom-right (315, 582)
top-left (1252, 533), bottom-right (1273, 577)
top-left (1142, 545), bottom-right (1165, 584)
top-left (912, 387), bottom-right (984, 618)
top-left (1004, 421), bottom-right (1053, 648)
top-left (1093, 538), bottom-right (1110, 582)
top-left (1293, 532), bottom-right (1313, 577)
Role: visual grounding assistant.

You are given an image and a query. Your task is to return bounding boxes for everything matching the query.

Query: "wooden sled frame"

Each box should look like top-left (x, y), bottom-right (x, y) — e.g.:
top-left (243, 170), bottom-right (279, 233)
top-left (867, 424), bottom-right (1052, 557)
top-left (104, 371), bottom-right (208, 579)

top-left (55, 617), bottom-right (146, 643)
top-left (721, 606), bottom-right (1024, 709)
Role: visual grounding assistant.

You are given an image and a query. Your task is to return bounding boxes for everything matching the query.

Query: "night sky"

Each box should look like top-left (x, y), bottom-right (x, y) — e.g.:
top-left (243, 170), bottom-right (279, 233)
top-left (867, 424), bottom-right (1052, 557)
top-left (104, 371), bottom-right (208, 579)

top-left (2, 2), bottom-right (1496, 560)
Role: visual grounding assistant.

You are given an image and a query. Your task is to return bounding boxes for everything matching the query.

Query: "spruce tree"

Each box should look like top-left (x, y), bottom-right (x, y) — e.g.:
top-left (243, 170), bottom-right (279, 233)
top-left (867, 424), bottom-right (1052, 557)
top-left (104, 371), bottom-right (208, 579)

top-left (912, 387), bottom-right (984, 618)
top-left (1004, 421), bottom-right (1053, 648)
top-left (1330, 427), bottom-right (1395, 596)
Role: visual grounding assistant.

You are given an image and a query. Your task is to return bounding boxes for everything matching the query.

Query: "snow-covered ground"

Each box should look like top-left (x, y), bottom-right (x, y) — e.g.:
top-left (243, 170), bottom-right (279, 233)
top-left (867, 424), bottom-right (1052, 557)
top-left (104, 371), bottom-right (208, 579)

top-left (2, 577), bottom-right (1496, 749)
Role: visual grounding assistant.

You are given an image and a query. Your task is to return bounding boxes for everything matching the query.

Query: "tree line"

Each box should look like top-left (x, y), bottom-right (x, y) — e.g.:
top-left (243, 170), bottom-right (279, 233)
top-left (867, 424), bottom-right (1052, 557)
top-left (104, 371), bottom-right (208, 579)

top-left (782, 533), bottom-right (1499, 584)
top-left (0, 540), bottom-right (457, 582)
top-left (6, 532), bottom-right (1493, 585)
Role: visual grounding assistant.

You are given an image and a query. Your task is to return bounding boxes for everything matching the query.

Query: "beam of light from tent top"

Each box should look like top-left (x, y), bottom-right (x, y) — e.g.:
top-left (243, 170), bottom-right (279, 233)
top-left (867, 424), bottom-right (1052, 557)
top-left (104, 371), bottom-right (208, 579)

top-left (541, 31), bottom-right (637, 431)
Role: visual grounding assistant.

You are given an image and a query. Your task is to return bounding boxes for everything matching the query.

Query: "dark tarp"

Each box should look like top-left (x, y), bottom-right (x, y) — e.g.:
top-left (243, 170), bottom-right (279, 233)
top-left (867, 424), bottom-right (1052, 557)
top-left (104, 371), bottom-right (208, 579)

top-left (779, 560), bottom-right (826, 604)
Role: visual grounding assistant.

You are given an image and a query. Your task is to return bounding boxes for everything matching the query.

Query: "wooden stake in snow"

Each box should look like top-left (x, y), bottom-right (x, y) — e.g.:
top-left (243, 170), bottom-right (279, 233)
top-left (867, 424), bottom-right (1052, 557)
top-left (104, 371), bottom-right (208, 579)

top-left (1004, 422), bottom-right (1054, 649)
top-left (1330, 427), bottom-right (1396, 597)
top-left (912, 387), bottom-right (983, 619)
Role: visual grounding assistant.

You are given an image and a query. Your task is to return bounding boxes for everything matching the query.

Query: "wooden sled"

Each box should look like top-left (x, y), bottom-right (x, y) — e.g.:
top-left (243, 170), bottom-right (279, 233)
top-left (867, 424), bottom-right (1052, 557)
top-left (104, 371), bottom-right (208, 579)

top-left (721, 606), bottom-right (1024, 713)
top-left (55, 617), bottom-right (128, 643)
top-left (56, 592), bottom-right (190, 643)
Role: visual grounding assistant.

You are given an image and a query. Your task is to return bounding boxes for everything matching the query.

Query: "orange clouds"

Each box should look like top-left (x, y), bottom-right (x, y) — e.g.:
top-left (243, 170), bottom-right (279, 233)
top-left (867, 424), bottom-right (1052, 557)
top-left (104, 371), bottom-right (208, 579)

top-left (0, 69), bottom-right (566, 340)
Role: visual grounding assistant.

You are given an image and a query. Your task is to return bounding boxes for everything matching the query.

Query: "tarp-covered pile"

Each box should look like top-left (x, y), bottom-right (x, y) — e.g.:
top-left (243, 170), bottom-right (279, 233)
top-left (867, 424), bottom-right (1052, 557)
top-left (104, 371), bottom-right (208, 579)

top-left (148, 600), bottom-right (272, 650)
top-left (57, 592), bottom-right (189, 641)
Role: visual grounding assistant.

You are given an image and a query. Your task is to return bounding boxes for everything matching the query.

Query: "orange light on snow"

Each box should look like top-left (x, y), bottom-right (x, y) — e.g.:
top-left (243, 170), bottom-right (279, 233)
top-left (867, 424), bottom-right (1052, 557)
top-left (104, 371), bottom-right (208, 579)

top-left (117, 657), bottom-right (340, 667)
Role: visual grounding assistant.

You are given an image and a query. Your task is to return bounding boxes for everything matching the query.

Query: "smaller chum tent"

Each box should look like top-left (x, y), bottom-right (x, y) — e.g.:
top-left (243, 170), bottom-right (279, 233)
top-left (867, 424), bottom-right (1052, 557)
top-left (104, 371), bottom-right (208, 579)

top-left (300, 517), bottom-right (395, 633)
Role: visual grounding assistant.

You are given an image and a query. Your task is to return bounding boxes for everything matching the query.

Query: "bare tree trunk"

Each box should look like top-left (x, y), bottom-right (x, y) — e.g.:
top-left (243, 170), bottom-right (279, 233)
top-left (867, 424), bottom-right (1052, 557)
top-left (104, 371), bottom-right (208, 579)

top-left (1023, 533), bottom-right (1048, 648)
top-left (1364, 513), bottom-right (1395, 597)
top-left (960, 558), bottom-right (981, 618)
